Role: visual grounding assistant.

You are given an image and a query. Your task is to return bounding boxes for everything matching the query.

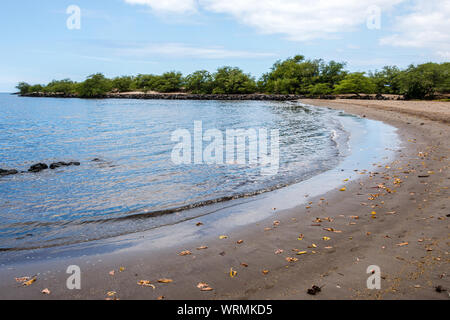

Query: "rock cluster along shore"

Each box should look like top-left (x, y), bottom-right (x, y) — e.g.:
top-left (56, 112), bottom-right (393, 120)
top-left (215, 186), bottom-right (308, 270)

top-left (19, 92), bottom-right (407, 101)
top-left (0, 161), bottom-right (81, 176)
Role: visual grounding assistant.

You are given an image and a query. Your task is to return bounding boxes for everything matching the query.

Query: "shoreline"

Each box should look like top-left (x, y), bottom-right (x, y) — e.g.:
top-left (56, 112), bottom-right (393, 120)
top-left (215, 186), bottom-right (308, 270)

top-left (18, 92), bottom-right (413, 101)
top-left (0, 99), bottom-right (448, 300)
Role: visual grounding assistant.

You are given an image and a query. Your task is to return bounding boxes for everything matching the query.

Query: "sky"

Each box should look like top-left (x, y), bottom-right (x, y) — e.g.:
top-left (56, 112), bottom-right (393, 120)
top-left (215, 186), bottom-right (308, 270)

top-left (0, 0), bottom-right (449, 92)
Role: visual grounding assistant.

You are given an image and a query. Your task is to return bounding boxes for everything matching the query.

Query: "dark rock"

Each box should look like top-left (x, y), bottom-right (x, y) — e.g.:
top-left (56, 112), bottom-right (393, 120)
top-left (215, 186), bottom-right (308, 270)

top-left (50, 162), bottom-right (69, 169)
top-left (307, 285), bottom-right (322, 295)
top-left (50, 161), bottom-right (80, 169)
top-left (435, 285), bottom-right (446, 293)
top-left (0, 168), bottom-right (19, 176)
top-left (28, 163), bottom-right (48, 173)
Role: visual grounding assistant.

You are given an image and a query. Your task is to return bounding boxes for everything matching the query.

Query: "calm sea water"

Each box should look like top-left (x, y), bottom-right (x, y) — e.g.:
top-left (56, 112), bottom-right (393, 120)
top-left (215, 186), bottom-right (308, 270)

top-left (0, 94), bottom-right (348, 250)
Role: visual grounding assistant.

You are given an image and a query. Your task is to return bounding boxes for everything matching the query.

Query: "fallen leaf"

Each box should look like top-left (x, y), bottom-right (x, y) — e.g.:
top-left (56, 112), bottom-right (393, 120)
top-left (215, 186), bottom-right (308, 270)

top-left (241, 263), bottom-right (249, 267)
top-left (397, 242), bottom-right (409, 247)
top-left (297, 251), bottom-right (307, 255)
top-left (107, 291), bottom-right (117, 297)
top-left (262, 270), bottom-right (270, 275)
top-left (197, 282), bottom-right (213, 291)
top-left (273, 220), bottom-right (280, 226)
top-left (229, 268), bottom-right (237, 278)
top-left (179, 250), bottom-right (192, 256)
top-left (41, 288), bottom-right (51, 295)
top-left (22, 277), bottom-right (37, 287)
top-left (158, 278), bottom-right (173, 283)
top-left (109, 270), bottom-right (115, 276)
top-left (138, 280), bottom-right (156, 289)
top-left (275, 249), bottom-right (284, 254)
top-left (15, 277), bottom-right (30, 283)
top-left (237, 240), bottom-right (244, 244)
top-left (197, 246), bottom-right (208, 250)
top-left (286, 257), bottom-right (299, 262)
top-left (340, 187), bottom-right (346, 192)
top-left (219, 235), bottom-right (228, 240)
top-left (157, 296), bottom-right (165, 300)
top-left (119, 267), bottom-right (125, 272)
top-left (322, 236), bottom-right (331, 241)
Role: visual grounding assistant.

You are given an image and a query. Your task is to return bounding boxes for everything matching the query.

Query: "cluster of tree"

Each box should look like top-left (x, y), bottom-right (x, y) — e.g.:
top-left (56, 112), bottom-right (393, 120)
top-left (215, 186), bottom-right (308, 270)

top-left (17, 56), bottom-right (450, 99)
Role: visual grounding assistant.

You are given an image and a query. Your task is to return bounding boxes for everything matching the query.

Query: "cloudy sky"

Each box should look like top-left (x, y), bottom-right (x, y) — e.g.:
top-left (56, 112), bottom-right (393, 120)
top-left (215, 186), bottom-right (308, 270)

top-left (0, 0), bottom-right (448, 91)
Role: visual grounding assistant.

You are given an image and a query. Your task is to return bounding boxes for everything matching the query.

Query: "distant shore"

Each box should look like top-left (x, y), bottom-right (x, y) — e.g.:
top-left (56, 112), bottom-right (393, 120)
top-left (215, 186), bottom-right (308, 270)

top-left (18, 91), bottom-right (417, 101)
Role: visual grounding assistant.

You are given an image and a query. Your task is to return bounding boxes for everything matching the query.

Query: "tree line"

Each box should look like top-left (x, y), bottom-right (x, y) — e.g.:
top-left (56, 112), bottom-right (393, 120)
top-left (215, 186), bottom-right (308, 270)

top-left (16, 55), bottom-right (449, 99)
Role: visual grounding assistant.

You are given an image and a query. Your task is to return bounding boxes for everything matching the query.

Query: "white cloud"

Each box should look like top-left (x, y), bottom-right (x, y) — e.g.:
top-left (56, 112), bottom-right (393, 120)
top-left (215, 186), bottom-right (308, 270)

top-left (379, 0), bottom-right (450, 59)
top-left (124, 0), bottom-right (197, 14)
top-left (116, 43), bottom-right (276, 59)
top-left (125, 0), bottom-right (404, 40)
top-left (200, 0), bottom-right (404, 41)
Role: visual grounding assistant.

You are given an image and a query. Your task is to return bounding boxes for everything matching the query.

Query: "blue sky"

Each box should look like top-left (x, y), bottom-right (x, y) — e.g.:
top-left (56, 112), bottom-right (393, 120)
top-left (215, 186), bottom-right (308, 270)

top-left (0, 0), bottom-right (448, 92)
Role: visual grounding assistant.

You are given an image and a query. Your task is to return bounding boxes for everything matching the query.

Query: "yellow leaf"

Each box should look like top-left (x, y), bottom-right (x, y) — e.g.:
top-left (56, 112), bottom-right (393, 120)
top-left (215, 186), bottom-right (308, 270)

top-left (286, 257), bottom-right (298, 262)
top-left (322, 236), bottom-right (331, 241)
top-left (219, 235), bottom-right (228, 240)
top-left (229, 268), bottom-right (237, 278)
top-left (138, 280), bottom-right (156, 289)
top-left (297, 251), bottom-right (307, 255)
top-left (340, 187), bottom-right (346, 192)
top-left (197, 282), bottom-right (213, 291)
top-left (22, 277), bottom-right (37, 287)
top-left (158, 278), bottom-right (173, 283)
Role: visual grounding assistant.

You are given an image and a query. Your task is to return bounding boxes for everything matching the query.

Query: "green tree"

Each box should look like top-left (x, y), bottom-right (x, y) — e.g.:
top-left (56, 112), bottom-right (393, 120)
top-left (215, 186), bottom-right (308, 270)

top-left (212, 67), bottom-right (257, 94)
top-left (16, 82), bottom-right (31, 95)
top-left (112, 76), bottom-right (134, 92)
top-left (185, 70), bottom-right (214, 94)
top-left (76, 73), bottom-right (112, 98)
top-left (154, 71), bottom-right (184, 92)
top-left (369, 66), bottom-right (402, 94)
top-left (308, 83), bottom-right (333, 96)
top-left (260, 55), bottom-right (322, 94)
top-left (398, 63), bottom-right (450, 99)
top-left (318, 60), bottom-right (347, 88)
top-left (334, 72), bottom-right (376, 94)
top-left (44, 79), bottom-right (76, 94)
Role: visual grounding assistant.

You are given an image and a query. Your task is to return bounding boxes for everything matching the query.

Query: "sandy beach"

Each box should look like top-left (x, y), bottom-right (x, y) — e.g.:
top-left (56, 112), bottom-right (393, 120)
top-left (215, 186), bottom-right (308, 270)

top-left (0, 99), bottom-right (448, 300)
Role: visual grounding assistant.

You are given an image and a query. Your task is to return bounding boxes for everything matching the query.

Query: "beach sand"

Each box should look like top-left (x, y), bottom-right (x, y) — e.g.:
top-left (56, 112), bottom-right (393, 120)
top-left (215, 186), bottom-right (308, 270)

top-left (0, 99), bottom-right (448, 300)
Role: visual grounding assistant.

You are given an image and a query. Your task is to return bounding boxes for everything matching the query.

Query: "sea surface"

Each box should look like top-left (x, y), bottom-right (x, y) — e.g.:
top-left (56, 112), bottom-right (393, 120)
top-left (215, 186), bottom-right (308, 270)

top-left (0, 93), bottom-right (350, 250)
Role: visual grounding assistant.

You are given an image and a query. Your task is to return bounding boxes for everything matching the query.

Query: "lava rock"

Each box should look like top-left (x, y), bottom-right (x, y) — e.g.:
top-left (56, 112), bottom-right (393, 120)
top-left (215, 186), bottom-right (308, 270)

top-left (50, 161), bottom-right (80, 169)
top-left (307, 285), bottom-right (322, 295)
top-left (0, 168), bottom-right (19, 176)
top-left (28, 163), bottom-right (49, 173)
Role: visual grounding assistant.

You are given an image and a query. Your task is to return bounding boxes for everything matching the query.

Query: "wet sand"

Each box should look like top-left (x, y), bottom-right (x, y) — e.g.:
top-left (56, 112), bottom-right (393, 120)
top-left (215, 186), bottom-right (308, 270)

top-left (0, 99), bottom-right (448, 300)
